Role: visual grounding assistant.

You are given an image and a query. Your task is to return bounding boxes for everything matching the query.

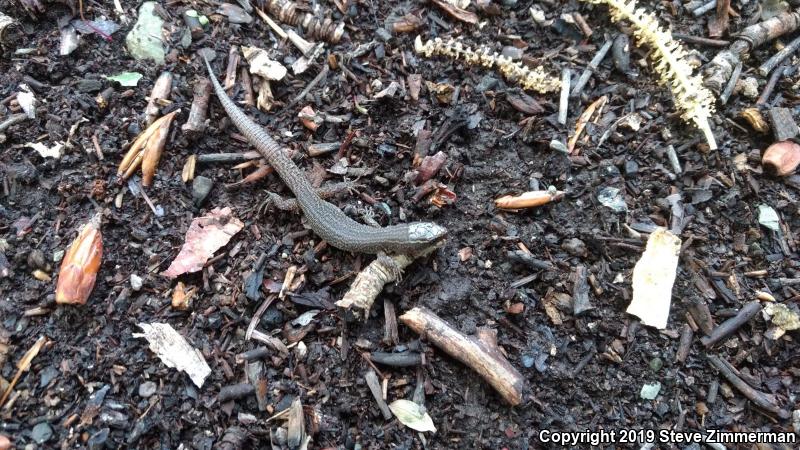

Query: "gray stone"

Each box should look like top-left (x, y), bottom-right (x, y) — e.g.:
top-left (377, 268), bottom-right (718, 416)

top-left (130, 273), bottom-right (143, 291)
top-left (501, 46), bottom-right (523, 60)
top-left (76, 79), bottom-right (103, 93)
top-left (125, 2), bottom-right (166, 64)
top-left (138, 381), bottom-right (157, 398)
top-left (476, 75), bottom-right (498, 93)
top-left (32, 422), bottom-right (53, 444)
top-left (87, 428), bottom-right (109, 450)
top-left (192, 176), bottom-right (213, 206)
top-left (625, 160), bottom-right (639, 176)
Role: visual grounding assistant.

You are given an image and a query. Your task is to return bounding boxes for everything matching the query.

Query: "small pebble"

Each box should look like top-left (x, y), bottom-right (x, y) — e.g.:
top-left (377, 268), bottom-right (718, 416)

top-left (521, 354), bottom-right (535, 368)
top-left (192, 176), bottom-right (213, 206)
top-left (130, 273), bottom-right (143, 291)
top-left (138, 381), bottom-right (157, 398)
top-left (31, 422), bottom-right (53, 444)
top-left (649, 357), bottom-right (663, 372)
top-left (624, 160), bottom-right (639, 176)
top-left (87, 428), bottom-right (110, 450)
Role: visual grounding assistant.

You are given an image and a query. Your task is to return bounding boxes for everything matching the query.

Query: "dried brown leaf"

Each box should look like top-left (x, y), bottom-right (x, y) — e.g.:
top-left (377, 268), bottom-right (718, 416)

top-left (162, 207), bottom-right (244, 278)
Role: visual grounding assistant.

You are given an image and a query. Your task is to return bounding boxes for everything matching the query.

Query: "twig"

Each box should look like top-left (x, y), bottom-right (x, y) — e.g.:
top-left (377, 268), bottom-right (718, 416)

top-left (673, 33), bottom-right (729, 47)
top-left (718, 61), bottom-right (741, 105)
top-left (197, 151), bottom-right (261, 163)
top-left (369, 351), bottom-right (422, 367)
top-left (707, 355), bottom-right (790, 418)
top-left (692, 0), bottom-right (717, 16)
top-left (701, 301), bottom-right (761, 347)
top-left (703, 7), bottom-right (800, 93)
top-left (758, 34), bottom-right (800, 76)
top-left (570, 38), bottom-right (613, 98)
top-left (399, 307), bottom-right (527, 405)
top-left (335, 242), bottom-right (442, 316)
top-left (286, 63), bottom-right (329, 109)
top-left (558, 68), bottom-right (570, 125)
top-left (756, 64), bottom-right (788, 105)
top-left (0, 113), bottom-right (29, 132)
top-left (364, 369), bottom-right (392, 420)
top-left (182, 78), bottom-right (212, 136)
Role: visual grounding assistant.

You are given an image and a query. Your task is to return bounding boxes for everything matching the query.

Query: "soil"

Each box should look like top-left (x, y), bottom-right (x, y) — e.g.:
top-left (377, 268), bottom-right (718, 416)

top-left (1, 0), bottom-right (799, 449)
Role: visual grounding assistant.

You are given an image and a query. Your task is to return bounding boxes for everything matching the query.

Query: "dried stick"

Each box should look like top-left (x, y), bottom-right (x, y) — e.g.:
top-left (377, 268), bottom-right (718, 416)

top-left (197, 151), bottom-right (261, 163)
top-left (182, 78), bottom-right (212, 136)
top-left (286, 63), bottom-right (329, 109)
top-left (224, 46), bottom-right (240, 93)
top-left (707, 355), bottom-right (790, 418)
top-left (0, 113), bottom-right (28, 133)
top-left (703, 7), bottom-right (800, 94)
top-left (335, 243), bottom-right (442, 316)
top-left (399, 307), bottom-right (526, 405)
top-left (570, 38), bottom-right (613, 98)
top-left (718, 61), bottom-right (741, 105)
top-left (558, 68), bottom-right (570, 125)
top-left (701, 301), bottom-right (761, 347)
top-left (758, 34), bottom-right (800, 76)
top-left (364, 369), bottom-right (392, 420)
top-left (756, 64), bottom-right (788, 105)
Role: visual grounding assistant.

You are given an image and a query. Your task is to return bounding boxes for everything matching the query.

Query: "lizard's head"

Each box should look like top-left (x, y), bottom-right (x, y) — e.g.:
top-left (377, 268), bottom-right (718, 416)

top-left (407, 222), bottom-right (448, 246)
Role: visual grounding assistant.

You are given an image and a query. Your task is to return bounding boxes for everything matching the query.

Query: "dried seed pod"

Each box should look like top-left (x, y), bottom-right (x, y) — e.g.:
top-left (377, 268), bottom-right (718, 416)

top-left (56, 215), bottom-right (103, 305)
top-left (495, 190), bottom-right (565, 210)
top-left (117, 110), bottom-right (179, 186)
top-left (740, 108), bottom-right (769, 133)
top-left (762, 140), bottom-right (800, 176)
top-left (264, 0), bottom-right (344, 43)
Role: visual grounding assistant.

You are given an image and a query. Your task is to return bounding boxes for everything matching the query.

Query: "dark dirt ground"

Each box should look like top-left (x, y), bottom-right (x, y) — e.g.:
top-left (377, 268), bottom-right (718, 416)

top-left (2, 0), bottom-right (800, 448)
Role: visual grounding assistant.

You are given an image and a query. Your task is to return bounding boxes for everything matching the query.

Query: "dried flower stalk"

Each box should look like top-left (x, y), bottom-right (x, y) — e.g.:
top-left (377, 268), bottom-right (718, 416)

top-left (581, 0), bottom-right (717, 149)
top-left (56, 214), bottom-right (102, 305)
top-left (414, 36), bottom-right (561, 94)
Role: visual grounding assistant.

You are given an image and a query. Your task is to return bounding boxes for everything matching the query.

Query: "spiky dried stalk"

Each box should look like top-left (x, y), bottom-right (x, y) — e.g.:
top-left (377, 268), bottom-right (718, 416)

top-left (414, 36), bottom-right (561, 94)
top-left (582, 0), bottom-right (717, 150)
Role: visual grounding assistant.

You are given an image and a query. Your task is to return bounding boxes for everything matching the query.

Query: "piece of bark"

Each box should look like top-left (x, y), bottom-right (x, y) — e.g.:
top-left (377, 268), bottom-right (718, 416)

top-left (688, 299), bottom-right (714, 335)
top-left (703, 7), bottom-right (800, 93)
top-left (675, 323), bottom-right (694, 363)
top-left (701, 301), bottom-right (762, 347)
top-left (240, 67), bottom-right (255, 107)
top-left (144, 72), bottom-right (173, 125)
top-left (383, 300), bottom-right (399, 345)
top-left (213, 426), bottom-right (248, 450)
top-left (708, 0), bottom-right (730, 38)
top-left (182, 78), bottom-right (212, 136)
top-left (767, 107), bottom-right (799, 141)
top-left (399, 306), bottom-right (526, 405)
top-left (572, 265), bottom-right (593, 315)
top-left (364, 369), bottom-right (392, 420)
top-left (224, 46), bottom-right (240, 93)
top-left (286, 398), bottom-right (306, 448)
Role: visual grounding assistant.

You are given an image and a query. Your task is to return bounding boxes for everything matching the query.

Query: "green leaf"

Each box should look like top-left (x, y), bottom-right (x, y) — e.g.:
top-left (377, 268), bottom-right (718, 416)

top-left (104, 71), bottom-right (143, 87)
top-left (388, 399), bottom-right (436, 433)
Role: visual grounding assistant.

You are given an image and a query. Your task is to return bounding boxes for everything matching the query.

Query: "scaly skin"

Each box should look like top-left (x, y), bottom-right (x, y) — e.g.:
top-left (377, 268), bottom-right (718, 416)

top-left (202, 56), bottom-right (447, 254)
